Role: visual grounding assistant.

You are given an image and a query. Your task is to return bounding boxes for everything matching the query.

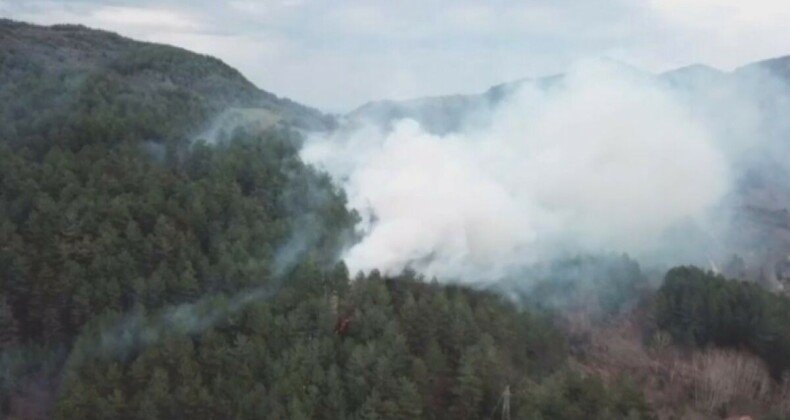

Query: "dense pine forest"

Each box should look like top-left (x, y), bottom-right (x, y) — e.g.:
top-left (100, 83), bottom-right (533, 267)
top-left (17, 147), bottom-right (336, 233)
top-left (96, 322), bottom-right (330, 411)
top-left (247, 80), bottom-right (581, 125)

top-left (2, 20), bottom-right (790, 419)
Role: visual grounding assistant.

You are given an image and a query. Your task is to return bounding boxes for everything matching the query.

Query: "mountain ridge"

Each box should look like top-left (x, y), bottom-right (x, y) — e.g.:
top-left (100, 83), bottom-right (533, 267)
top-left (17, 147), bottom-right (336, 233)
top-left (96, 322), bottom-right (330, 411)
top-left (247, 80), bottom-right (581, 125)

top-left (347, 58), bottom-right (790, 133)
top-left (8, 17), bottom-right (790, 141)
top-left (0, 18), bottom-right (335, 149)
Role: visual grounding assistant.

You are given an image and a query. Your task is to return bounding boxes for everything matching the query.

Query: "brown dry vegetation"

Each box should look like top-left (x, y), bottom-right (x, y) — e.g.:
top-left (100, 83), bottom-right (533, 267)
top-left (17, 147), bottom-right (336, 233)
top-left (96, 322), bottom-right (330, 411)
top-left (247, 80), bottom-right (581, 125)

top-left (565, 309), bottom-right (790, 419)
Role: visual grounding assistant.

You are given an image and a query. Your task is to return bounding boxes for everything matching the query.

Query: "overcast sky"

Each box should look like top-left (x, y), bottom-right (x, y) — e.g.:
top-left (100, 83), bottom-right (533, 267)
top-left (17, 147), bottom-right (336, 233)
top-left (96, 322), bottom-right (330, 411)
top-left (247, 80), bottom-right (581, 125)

top-left (3, 0), bottom-right (790, 111)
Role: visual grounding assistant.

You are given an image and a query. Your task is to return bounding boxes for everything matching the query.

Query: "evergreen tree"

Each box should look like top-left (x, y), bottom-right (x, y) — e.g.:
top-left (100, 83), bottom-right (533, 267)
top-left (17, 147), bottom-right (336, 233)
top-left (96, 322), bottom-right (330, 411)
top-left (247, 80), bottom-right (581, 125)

top-left (450, 349), bottom-right (483, 419)
top-left (0, 295), bottom-right (18, 350)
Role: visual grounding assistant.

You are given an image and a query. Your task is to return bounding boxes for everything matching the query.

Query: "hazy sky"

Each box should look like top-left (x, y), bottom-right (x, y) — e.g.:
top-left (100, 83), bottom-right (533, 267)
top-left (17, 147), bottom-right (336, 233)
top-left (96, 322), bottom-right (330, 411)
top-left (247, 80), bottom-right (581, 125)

top-left (3, 0), bottom-right (790, 111)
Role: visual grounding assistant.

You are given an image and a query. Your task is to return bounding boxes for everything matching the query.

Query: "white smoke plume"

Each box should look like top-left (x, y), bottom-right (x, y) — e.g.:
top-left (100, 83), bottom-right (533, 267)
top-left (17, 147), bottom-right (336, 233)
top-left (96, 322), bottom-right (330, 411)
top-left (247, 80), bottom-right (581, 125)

top-left (302, 60), bottom-right (745, 281)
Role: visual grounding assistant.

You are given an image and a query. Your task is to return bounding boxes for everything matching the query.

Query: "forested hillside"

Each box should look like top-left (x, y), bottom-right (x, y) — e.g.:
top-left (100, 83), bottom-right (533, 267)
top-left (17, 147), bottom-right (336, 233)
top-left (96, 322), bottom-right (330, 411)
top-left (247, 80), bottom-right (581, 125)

top-left (0, 20), bottom-right (653, 419)
top-left (0, 18), bottom-right (334, 155)
top-left (2, 19), bottom-right (790, 420)
top-left (54, 272), bottom-right (655, 419)
top-left (0, 120), bottom-right (358, 417)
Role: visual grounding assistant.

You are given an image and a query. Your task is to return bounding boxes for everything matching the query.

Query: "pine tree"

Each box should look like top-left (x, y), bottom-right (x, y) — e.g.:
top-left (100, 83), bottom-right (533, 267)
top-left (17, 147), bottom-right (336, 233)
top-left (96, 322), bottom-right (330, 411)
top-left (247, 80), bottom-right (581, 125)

top-left (450, 350), bottom-right (483, 420)
top-left (320, 364), bottom-right (346, 420)
top-left (395, 377), bottom-right (423, 419)
top-left (356, 390), bottom-right (382, 420)
top-left (0, 295), bottom-right (18, 349)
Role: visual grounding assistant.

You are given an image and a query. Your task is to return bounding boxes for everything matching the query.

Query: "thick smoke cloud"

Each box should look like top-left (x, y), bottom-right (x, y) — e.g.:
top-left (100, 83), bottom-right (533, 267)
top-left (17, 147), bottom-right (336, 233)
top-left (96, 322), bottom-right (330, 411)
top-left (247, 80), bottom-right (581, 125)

top-left (302, 60), bottom-right (738, 281)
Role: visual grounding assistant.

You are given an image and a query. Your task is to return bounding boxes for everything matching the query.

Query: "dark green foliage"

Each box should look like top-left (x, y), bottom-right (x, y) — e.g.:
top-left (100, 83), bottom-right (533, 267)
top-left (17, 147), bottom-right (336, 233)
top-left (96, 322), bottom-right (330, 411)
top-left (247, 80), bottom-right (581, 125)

top-left (0, 119), bottom-right (356, 416)
top-left (0, 295), bottom-right (18, 350)
top-left (0, 19), bottom-right (657, 419)
top-left (0, 19), bottom-right (334, 155)
top-left (655, 266), bottom-right (790, 377)
top-left (0, 21), bottom-right (345, 417)
top-left (515, 370), bottom-right (654, 420)
top-left (0, 128), bottom-right (355, 346)
top-left (53, 271), bottom-right (650, 420)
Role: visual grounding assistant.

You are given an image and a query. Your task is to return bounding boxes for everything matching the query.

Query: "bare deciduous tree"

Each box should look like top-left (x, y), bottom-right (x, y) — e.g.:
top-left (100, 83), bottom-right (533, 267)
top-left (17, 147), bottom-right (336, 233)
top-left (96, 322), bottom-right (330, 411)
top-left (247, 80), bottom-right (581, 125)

top-left (693, 349), bottom-right (771, 412)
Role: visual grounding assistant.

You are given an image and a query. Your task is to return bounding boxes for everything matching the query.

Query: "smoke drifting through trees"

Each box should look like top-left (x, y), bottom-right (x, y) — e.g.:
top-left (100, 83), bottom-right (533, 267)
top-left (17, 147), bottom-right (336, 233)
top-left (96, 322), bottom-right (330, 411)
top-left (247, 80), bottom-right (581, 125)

top-left (304, 60), bottom-right (781, 280)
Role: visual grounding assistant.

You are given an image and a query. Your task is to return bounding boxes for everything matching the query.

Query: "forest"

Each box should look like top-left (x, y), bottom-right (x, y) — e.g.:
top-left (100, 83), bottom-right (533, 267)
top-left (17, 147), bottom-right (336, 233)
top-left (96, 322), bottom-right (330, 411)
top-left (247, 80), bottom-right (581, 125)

top-left (2, 19), bottom-right (790, 419)
top-left (0, 109), bottom-right (653, 418)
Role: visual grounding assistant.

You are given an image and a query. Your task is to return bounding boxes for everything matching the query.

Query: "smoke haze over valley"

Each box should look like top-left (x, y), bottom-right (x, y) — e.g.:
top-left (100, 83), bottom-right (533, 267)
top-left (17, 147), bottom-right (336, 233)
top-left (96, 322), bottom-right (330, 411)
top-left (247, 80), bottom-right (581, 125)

top-left (302, 59), bottom-right (790, 289)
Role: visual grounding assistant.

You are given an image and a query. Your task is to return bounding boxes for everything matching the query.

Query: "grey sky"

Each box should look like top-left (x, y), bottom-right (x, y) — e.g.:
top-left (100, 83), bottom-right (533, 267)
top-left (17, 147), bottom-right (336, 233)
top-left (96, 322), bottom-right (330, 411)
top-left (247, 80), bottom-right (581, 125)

top-left (3, 0), bottom-right (790, 111)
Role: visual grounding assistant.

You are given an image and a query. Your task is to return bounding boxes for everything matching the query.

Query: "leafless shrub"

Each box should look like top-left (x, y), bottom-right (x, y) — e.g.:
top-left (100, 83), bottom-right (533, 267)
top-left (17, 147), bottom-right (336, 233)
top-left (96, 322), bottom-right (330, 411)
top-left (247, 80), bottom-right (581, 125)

top-left (564, 310), bottom-right (594, 355)
top-left (692, 349), bottom-right (772, 412)
top-left (573, 312), bottom-right (789, 419)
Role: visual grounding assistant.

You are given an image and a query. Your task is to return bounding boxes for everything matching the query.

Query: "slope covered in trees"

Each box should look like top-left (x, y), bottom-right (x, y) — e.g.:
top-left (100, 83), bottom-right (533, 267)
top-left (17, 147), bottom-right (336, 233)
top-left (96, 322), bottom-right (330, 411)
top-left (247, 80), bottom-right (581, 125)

top-left (0, 123), bottom-right (359, 415)
top-left (0, 20), bottom-right (348, 416)
top-left (0, 121), bottom-right (653, 418)
top-left (655, 266), bottom-right (790, 378)
top-left (54, 272), bottom-right (653, 420)
top-left (4, 18), bottom-right (790, 419)
top-left (0, 20), bottom-right (656, 419)
top-left (0, 18), bottom-right (334, 156)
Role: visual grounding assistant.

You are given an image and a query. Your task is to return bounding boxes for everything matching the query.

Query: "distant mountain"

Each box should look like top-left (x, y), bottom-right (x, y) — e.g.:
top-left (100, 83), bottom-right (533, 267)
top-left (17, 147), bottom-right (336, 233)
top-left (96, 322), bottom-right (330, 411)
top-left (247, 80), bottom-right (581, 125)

top-left (347, 94), bottom-right (492, 135)
top-left (658, 64), bottom-right (725, 87)
top-left (347, 75), bottom-right (562, 135)
top-left (735, 55), bottom-right (790, 78)
top-left (0, 19), bottom-right (334, 150)
top-left (347, 58), bottom-right (790, 136)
